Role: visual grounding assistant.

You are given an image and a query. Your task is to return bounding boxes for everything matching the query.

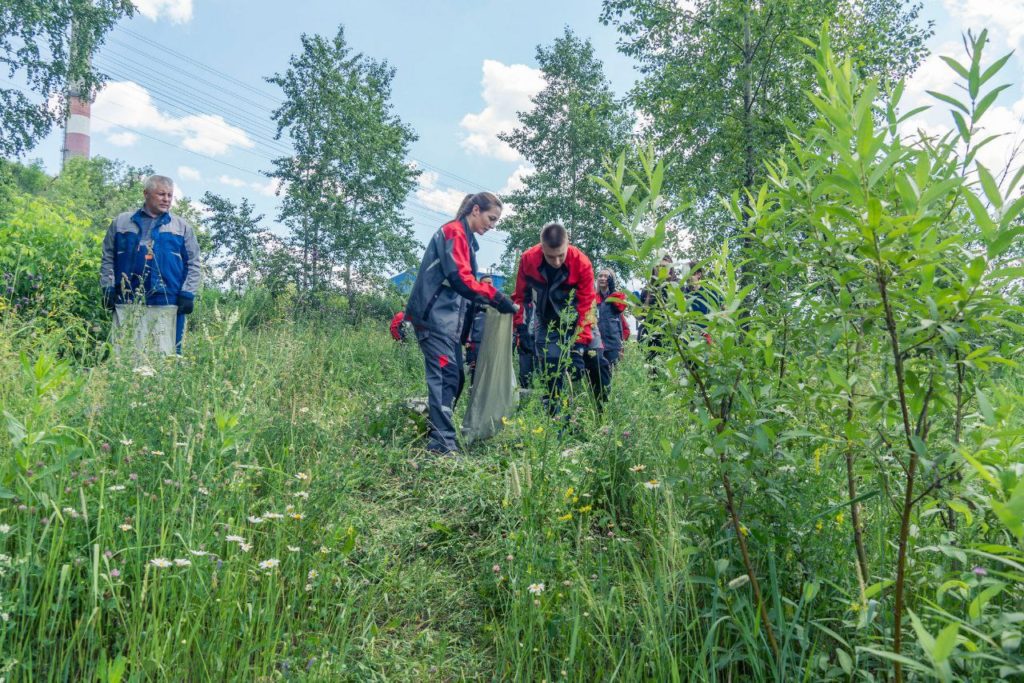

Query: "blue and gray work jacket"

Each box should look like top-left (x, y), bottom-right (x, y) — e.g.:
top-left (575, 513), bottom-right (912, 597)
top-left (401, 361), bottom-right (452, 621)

top-left (100, 208), bottom-right (201, 306)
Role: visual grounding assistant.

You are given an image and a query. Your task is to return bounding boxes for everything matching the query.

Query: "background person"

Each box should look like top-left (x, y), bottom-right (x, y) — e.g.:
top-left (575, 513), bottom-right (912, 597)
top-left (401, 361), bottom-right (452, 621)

top-left (596, 268), bottom-right (630, 368)
top-left (404, 192), bottom-right (518, 455)
top-left (512, 222), bottom-right (599, 412)
top-left (100, 174), bottom-right (201, 353)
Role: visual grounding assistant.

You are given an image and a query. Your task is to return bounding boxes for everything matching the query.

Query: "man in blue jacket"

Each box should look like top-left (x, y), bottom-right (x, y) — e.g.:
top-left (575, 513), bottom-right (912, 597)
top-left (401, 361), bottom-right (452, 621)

top-left (100, 174), bottom-right (201, 353)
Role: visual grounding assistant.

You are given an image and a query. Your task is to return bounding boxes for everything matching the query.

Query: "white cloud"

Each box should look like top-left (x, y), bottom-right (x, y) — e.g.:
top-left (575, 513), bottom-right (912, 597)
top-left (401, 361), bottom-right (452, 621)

top-left (460, 60), bottom-right (545, 161)
top-left (942, 0), bottom-right (1024, 51)
top-left (901, 40), bottom-right (1024, 187)
top-left (252, 178), bottom-right (283, 197)
top-left (500, 164), bottom-right (533, 195)
top-left (106, 131), bottom-right (139, 147)
top-left (133, 0), bottom-right (193, 23)
top-left (177, 165), bottom-right (201, 181)
top-left (218, 175), bottom-right (248, 188)
top-left (415, 170), bottom-right (469, 216)
top-left (92, 81), bottom-right (255, 156)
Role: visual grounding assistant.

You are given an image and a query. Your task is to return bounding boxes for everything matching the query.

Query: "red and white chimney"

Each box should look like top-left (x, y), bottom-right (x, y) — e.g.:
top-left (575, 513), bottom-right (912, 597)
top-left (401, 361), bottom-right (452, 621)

top-left (62, 86), bottom-right (91, 166)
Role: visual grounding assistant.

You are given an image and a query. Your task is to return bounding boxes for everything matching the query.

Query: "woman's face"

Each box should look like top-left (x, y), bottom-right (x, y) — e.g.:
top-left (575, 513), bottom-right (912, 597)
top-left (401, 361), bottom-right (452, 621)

top-left (597, 271), bottom-right (610, 290)
top-left (468, 204), bottom-right (501, 235)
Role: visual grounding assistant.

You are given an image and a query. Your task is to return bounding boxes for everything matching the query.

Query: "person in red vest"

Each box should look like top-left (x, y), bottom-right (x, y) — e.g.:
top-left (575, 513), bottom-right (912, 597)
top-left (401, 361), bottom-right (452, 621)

top-left (404, 192), bottom-right (518, 455)
top-left (390, 311), bottom-right (411, 341)
top-left (512, 222), bottom-right (599, 411)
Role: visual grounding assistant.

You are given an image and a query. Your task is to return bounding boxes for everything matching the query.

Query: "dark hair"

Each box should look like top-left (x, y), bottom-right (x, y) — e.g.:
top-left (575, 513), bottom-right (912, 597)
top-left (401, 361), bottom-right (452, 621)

top-left (540, 222), bottom-right (567, 248)
top-left (456, 192), bottom-right (502, 220)
top-left (688, 260), bottom-right (704, 276)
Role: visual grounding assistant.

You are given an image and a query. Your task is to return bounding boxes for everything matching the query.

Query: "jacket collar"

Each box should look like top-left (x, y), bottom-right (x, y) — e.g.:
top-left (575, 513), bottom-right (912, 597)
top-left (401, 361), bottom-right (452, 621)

top-left (132, 207), bottom-right (172, 229)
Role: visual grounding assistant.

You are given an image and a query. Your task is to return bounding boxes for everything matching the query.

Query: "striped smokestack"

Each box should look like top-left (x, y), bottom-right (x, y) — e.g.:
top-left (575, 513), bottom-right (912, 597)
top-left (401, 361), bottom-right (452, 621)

top-left (62, 87), bottom-right (91, 165)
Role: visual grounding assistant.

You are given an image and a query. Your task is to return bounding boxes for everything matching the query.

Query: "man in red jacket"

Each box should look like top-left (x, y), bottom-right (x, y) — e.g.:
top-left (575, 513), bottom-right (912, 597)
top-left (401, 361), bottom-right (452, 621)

top-left (513, 222), bottom-right (599, 411)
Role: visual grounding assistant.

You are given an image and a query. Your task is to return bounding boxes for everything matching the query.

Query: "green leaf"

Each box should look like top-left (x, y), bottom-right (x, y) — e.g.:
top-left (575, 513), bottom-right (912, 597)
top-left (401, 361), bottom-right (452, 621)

top-left (837, 648), bottom-right (853, 675)
top-left (979, 53), bottom-right (1013, 86)
top-left (974, 84), bottom-right (1011, 122)
top-left (933, 622), bottom-right (959, 663)
top-left (975, 387), bottom-right (995, 425)
top-left (977, 163), bottom-right (1003, 210)
top-left (940, 56), bottom-right (970, 80)
top-left (968, 583), bottom-right (1004, 620)
top-left (927, 90), bottom-right (969, 113)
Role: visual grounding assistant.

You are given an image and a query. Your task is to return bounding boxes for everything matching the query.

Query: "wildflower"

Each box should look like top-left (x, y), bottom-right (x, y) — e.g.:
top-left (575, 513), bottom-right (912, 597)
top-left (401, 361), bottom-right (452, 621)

top-left (319, 545), bottom-right (330, 555)
top-left (295, 472), bottom-right (310, 481)
top-left (492, 564), bottom-right (501, 574)
top-left (643, 480), bottom-right (660, 490)
top-left (973, 566), bottom-right (987, 577)
top-left (109, 568), bottom-right (121, 578)
top-left (629, 464), bottom-right (646, 473)
top-left (506, 554), bottom-right (514, 562)
top-left (189, 550), bottom-right (212, 557)
top-left (501, 416), bottom-right (512, 426)
top-left (104, 550), bottom-right (114, 560)
top-left (258, 558), bottom-right (280, 570)
top-left (558, 513), bottom-right (573, 522)
top-left (238, 543), bottom-right (253, 553)
top-left (150, 450), bottom-right (164, 456)
top-left (532, 426), bottom-right (544, 435)
top-left (849, 601), bottom-right (862, 612)
top-left (62, 507), bottom-right (79, 518)
top-left (108, 485), bottom-right (126, 492)
top-left (564, 486), bottom-right (575, 499)
top-left (739, 525), bottom-right (749, 537)
top-left (299, 407), bottom-right (310, 414)
top-left (264, 512), bottom-right (284, 520)
top-left (0, 524), bottom-right (10, 534)
top-left (225, 535), bottom-right (246, 544)
top-left (129, 473), bottom-right (138, 481)
top-left (119, 523), bottom-right (133, 532)
top-left (133, 366), bottom-right (156, 377)
top-left (813, 447), bottom-right (823, 474)
top-left (777, 465), bottom-right (796, 474)
top-left (562, 580), bottom-right (573, 587)
top-left (248, 516), bottom-right (264, 524)
top-left (815, 520), bottom-right (824, 532)
top-left (150, 558), bottom-right (172, 568)
top-left (174, 558), bottom-right (191, 567)
top-left (307, 569), bottom-right (319, 580)
top-left (290, 513), bottom-right (304, 520)
top-left (578, 505), bottom-right (592, 514)
top-left (527, 582), bottom-right (545, 595)
top-left (293, 491), bottom-right (309, 499)
top-left (835, 512), bottom-right (845, 525)
top-left (198, 487), bottom-right (210, 496)
top-left (100, 442), bottom-right (111, 453)
top-left (120, 438), bottom-right (133, 446)
top-left (287, 546), bottom-right (300, 553)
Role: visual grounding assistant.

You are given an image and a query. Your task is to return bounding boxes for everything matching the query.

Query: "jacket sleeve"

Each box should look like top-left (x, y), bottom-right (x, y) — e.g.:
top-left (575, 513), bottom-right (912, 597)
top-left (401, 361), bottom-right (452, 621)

top-left (572, 256), bottom-right (597, 346)
top-left (512, 257), bottom-right (528, 327)
top-left (182, 221), bottom-right (202, 295)
top-left (622, 316), bottom-right (631, 341)
top-left (100, 220), bottom-right (116, 289)
top-left (440, 229), bottom-right (497, 305)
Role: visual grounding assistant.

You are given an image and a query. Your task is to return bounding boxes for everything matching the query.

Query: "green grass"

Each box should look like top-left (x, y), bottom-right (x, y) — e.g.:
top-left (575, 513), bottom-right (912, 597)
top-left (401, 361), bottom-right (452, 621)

top-left (0, 302), bottom-right (1020, 681)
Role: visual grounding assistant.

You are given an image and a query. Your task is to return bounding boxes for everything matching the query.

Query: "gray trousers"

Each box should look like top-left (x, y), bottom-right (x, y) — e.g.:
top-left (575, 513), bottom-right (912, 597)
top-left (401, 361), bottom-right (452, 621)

top-left (416, 331), bottom-right (465, 453)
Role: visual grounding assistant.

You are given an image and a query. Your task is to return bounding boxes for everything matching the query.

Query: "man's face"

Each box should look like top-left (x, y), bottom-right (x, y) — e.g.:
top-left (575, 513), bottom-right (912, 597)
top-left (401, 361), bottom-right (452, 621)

top-left (541, 242), bottom-right (568, 269)
top-left (480, 276), bottom-right (493, 286)
top-left (144, 184), bottom-right (173, 215)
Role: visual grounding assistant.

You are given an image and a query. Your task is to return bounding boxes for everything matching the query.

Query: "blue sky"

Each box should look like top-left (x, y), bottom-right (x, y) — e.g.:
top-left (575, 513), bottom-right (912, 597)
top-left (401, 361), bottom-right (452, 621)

top-left (23, 0), bottom-right (1024, 273)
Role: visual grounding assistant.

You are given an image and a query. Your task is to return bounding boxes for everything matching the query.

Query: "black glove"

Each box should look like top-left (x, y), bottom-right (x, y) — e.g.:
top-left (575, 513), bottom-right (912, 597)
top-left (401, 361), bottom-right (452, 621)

top-left (492, 291), bottom-right (518, 315)
top-left (102, 287), bottom-right (116, 311)
top-left (176, 292), bottom-right (195, 315)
